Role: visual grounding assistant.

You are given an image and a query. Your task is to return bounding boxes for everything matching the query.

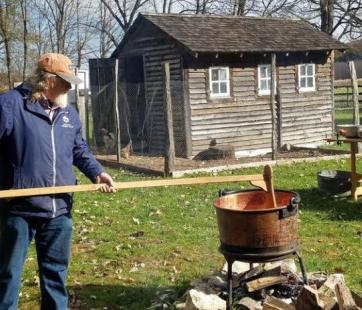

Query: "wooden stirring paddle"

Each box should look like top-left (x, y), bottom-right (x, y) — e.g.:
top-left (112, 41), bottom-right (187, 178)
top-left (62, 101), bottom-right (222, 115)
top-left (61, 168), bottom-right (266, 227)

top-left (263, 165), bottom-right (277, 208)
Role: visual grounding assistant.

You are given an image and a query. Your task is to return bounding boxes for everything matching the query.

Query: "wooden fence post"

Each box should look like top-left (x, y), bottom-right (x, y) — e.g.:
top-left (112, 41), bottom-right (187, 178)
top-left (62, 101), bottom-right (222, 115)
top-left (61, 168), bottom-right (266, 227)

top-left (349, 61), bottom-right (359, 125)
top-left (331, 51), bottom-right (335, 133)
top-left (75, 68), bottom-right (79, 113)
top-left (85, 88), bottom-right (90, 142)
top-left (270, 53), bottom-right (277, 160)
top-left (114, 58), bottom-right (121, 162)
top-left (349, 60), bottom-right (360, 153)
top-left (74, 67), bottom-right (86, 139)
top-left (163, 62), bottom-right (175, 176)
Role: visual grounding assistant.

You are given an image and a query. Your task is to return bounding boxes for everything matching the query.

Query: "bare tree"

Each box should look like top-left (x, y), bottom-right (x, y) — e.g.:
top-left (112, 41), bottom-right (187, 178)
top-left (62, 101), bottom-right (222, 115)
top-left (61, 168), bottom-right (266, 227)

top-left (235, 0), bottom-right (247, 15)
top-left (20, 0), bottom-right (28, 79)
top-left (292, 0), bottom-right (362, 41)
top-left (216, 0), bottom-right (255, 15)
top-left (73, 0), bottom-right (98, 67)
top-left (91, 0), bottom-right (120, 57)
top-left (0, 0), bottom-right (18, 88)
top-left (32, 0), bottom-right (78, 54)
top-left (320, 0), bottom-right (334, 33)
top-left (252, 0), bottom-right (300, 17)
top-left (149, 0), bottom-right (174, 13)
top-left (99, 0), bottom-right (151, 34)
top-left (333, 0), bottom-right (362, 40)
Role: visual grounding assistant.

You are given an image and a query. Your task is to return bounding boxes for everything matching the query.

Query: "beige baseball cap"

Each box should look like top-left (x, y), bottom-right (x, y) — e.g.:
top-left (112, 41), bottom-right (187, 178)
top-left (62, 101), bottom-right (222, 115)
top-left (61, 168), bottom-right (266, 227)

top-left (38, 53), bottom-right (83, 85)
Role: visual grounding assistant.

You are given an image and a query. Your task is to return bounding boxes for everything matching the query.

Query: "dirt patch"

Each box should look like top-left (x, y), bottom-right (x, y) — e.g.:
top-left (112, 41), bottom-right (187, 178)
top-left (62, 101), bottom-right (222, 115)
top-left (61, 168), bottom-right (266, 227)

top-left (96, 147), bottom-right (349, 176)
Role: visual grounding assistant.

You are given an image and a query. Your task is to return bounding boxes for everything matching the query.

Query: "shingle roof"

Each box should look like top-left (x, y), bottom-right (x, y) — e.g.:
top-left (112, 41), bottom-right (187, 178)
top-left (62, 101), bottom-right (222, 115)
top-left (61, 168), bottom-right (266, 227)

top-left (112, 13), bottom-right (346, 57)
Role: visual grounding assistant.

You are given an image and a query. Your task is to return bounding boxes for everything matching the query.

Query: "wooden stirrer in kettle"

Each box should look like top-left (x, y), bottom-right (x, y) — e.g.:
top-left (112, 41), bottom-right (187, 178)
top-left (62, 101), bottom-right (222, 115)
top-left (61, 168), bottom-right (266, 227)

top-left (263, 165), bottom-right (277, 208)
top-left (250, 165), bottom-right (277, 208)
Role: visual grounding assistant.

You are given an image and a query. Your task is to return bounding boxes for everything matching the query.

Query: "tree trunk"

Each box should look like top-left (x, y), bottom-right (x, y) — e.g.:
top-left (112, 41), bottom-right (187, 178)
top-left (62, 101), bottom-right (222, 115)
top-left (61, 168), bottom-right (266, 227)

top-left (21, 0), bottom-right (28, 80)
top-left (236, 0), bottom-right (246, 15)
top-left (196, 0), bottom-right (200, 14)
top-left (201, 0), bottom-right (207, 14)
top-left (320, 0), bottom-right (334, 34)
top-left (76, 0), bottom-right (81, 67)
top-left (4, 37), bottom-right (11, 88)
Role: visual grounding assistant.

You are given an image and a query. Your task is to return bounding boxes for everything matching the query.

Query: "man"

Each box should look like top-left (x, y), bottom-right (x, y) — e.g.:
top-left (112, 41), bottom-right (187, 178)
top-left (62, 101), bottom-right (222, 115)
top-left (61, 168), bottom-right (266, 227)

top-left (0, 53), bottom-right (114, 309)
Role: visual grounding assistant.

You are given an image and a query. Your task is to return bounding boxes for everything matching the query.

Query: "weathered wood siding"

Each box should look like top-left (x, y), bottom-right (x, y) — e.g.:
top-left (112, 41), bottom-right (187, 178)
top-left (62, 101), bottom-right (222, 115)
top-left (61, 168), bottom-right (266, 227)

top-left (117, 21), bottom-right (187, 156)
top-left (186, 53), bottom-right (333, 157)
top-left (187, 67), bottom-right (272, 156)
top-left (278, 55), bottom-right (333, 146)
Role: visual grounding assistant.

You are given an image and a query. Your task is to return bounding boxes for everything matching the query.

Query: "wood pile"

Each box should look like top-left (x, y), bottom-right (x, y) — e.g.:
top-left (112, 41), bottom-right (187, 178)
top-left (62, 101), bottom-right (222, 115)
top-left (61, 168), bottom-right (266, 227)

top-left (174, 260), bottom-right (362, 310)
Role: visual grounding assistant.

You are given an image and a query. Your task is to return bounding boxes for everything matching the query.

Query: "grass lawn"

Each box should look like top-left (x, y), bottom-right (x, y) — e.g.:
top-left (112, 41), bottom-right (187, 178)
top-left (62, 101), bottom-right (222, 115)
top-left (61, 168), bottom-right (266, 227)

top-left (18, 159), bottom-right (362, 309)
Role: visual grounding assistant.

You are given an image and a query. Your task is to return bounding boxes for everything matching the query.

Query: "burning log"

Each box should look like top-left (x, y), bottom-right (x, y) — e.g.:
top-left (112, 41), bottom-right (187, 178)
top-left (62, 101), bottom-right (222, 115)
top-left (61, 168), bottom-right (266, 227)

top-left (246, 276), bottom-right (288, 293)
top-left (295, 285), bottom-right (324, 310)
top-left (178, 270), bottom-right (362, 310)
top-left (263, 296), bottom-right (295, 310)
top-left (335, 283), bottom-right (360, 310)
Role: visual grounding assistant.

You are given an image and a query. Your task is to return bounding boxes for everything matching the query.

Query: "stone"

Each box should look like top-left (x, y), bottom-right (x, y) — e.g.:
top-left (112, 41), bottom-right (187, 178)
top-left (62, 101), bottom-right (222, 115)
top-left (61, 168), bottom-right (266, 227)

top-left (222, 261), bottom-right (259, 275)
top-left (190, 276), bottom-right (225, 294)
top-left (306, 272), bottom-right (328, 289)
top-left (207, 275), bottom-right (227, 291)
top-left (318, 273), bottom-right (345, 298)
top-left (194, 144), bottom-right (235, 160)
top-left (281, 144), bottom-right (292, 152)
top-left (237, 296), bottom-right (262, 309)
top-left (264, 258), bottom-right (297, 275)
top-left (185, 289), bottom-right (226, 310)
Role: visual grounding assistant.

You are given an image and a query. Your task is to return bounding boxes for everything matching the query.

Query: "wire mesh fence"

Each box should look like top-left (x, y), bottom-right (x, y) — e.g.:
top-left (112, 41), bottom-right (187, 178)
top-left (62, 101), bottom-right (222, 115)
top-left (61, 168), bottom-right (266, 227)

top-left (87, 77), bottom-right (191, 164)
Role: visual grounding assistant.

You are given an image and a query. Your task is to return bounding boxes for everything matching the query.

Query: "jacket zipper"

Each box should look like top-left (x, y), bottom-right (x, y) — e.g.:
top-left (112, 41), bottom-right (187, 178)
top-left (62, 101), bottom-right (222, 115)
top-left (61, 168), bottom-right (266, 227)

top-left (50, 111), bottom-right (65, 218)
top-left (51, 123), bottom-right (57, 218)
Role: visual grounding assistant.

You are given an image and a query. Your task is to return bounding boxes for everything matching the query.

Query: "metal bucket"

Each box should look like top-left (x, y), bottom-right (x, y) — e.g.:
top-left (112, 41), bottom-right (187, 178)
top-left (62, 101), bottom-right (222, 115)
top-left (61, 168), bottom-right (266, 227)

top-left (317, 170), bottom-right (351, 196)
top-left (214, 189), bottom-right (300, 258)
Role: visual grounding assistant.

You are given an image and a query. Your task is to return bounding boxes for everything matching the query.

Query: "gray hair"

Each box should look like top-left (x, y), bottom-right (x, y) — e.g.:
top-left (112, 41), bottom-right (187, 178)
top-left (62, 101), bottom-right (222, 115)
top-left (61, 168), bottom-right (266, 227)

top-left (26, 69), bottom-right (57, 102)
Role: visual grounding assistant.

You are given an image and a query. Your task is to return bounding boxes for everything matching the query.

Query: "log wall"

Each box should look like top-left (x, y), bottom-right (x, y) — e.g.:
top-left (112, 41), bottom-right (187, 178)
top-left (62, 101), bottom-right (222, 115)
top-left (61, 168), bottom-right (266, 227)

top-left (278, 56), bottom-right (333, 146)
top-left (186, 53), bottom-right (333, 157)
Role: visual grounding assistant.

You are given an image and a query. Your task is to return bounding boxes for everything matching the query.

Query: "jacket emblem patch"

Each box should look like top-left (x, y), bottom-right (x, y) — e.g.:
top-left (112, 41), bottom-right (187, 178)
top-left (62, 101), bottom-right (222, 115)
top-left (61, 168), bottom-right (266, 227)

top-left (61, 115), bottom-right (73, 128)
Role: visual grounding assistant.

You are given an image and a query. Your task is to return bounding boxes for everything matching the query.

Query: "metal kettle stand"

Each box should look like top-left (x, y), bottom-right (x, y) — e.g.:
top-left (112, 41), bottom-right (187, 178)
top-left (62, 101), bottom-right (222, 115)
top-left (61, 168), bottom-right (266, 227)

top-left (220, 247), bottom-right (308, 310)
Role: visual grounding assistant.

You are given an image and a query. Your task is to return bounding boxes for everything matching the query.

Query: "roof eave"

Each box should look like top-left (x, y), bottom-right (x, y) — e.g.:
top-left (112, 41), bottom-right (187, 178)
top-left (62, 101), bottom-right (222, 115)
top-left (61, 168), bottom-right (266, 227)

top-left (188, 47), bottom-right (346, 54)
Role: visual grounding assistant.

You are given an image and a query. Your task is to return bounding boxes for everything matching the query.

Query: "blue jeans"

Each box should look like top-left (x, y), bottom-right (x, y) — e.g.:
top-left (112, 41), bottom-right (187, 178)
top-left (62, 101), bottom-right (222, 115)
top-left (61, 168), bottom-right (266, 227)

top-left (0, 213), bottom-right (73, 309)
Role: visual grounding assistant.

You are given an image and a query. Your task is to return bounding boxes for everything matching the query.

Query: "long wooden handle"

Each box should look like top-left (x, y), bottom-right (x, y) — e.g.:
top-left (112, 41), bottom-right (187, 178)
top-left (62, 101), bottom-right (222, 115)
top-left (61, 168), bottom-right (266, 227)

top-left (0, 174), bottom-right (265, 199)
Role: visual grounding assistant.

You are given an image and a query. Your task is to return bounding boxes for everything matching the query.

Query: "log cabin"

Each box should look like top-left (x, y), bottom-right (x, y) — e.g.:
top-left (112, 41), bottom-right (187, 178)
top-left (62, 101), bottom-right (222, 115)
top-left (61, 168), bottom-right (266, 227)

top-left (90, 13), bottom-right (346, 159)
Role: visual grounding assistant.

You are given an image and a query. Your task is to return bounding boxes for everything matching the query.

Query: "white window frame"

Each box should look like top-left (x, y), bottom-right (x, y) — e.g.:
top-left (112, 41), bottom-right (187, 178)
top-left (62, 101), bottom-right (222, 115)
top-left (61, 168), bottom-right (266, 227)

top-left (258, 64), bottom-right (274, 96)
top-left (298, 63), bottom-right (316, 92)
top-left (209, 67), bottom-right (230, 98)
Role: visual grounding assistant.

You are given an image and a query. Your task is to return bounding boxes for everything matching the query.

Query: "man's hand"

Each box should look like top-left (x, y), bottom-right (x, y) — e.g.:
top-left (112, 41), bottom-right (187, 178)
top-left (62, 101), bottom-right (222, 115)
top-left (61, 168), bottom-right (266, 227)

top-left (95, 172), bottom-right (115, 193)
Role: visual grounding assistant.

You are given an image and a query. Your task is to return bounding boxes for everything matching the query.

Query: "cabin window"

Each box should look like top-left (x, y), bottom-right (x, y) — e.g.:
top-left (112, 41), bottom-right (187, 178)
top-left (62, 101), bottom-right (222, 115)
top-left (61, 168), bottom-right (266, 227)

top-left (209, 67), bottom-right (230, 97)
top-left (258, 64), bottom-right (272, 95)
top-left (298, 64), bottom-right (315, 92)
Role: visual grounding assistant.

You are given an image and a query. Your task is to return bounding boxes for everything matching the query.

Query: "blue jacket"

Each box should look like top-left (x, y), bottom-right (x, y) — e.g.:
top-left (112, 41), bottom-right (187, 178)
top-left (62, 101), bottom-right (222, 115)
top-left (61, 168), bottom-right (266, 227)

top-left (0, 84), bottom-right (103, 218)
